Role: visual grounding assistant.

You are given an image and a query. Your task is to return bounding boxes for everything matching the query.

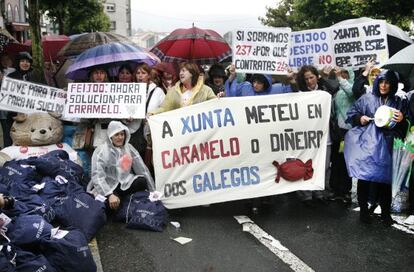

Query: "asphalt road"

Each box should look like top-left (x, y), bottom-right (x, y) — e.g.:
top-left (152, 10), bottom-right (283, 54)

top-left (96, 193), bottom-right (414, 272)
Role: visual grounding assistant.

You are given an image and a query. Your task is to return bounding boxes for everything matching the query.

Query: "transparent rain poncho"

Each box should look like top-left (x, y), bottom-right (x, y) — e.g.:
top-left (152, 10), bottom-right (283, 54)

top-left (87, 121), bottom-right (155, 197)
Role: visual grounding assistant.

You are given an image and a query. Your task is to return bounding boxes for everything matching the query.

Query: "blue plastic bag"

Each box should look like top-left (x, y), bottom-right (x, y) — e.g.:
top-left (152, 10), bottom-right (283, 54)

top-left (117, 191), bottom-right (167, 232)
top-left (40, 228), bottom-right (96, 272)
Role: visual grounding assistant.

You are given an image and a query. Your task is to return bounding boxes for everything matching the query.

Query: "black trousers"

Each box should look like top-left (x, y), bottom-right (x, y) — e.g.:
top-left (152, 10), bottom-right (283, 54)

top-left (330, 139), bottom-right (352, 195)
top-left (357, 180), bottom-right (391, 216)
top-left (113, 176), bottom-right (148, 198)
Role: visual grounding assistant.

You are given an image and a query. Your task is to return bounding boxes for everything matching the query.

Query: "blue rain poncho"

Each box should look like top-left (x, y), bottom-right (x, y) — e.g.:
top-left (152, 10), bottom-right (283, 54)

top-left (87, 121), bottom-right (155, 197)
top-left (344, 70), bottom-right (407, 183)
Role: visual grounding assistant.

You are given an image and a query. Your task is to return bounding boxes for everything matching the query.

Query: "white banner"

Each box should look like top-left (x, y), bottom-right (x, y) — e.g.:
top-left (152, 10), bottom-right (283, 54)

top-left (331, 20), bottom-right (388, 68)
top-left (149, 92), bottom-right (331, 209)
top-left (232, 27), bottom-right (291, 75)
top-left (65, 82), bottom-right (147, 119)
top-left (289, 28), bottom-right (334, 70)
top-left (0, 77), bottom-right (66, 114)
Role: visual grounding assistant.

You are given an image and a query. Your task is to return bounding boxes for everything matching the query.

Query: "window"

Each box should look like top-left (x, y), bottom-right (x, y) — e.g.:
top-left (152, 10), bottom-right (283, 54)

top-left (14, 6), bottom-right (19, 22)
top-left (106, 3), bottom-right (116, 12)
top-left (7, 4), bottom-right (13, 21)
top-left (110, 21), bottom-right (116, 30)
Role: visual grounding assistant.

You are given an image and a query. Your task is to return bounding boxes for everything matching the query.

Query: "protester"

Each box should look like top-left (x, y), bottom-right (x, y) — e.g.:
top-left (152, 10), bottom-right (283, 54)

top-left (131, 63), bottom-right (165, 162)
top-left (352, 58), bottom-right (381, 99)
top-left (117, 64), bottom-right (134, 83)
top-left (87, 121), bottom-right (154, 210)
top-left (345, 70), bottom-right (407, 225)
top-left (89, 66), bottom-right (109, 83)
top-left (295, 65), bottom-right (339, 206)
top-left (3, 52), bottom-right (35, 149)
top-left (206, 63), bottom-right (227, 95)
top-left (150, 62), bottom-right (216, 114)
top-left (329, 67), bottom-right (355, 203)
top-left (153, 62), bottom-right (178, 93)
top-left (225, 64), bottom-right (295, 96)
top-left (0, 53), bottom-right (15, 148)
top-left (8, 52), bottom-right (34, 81)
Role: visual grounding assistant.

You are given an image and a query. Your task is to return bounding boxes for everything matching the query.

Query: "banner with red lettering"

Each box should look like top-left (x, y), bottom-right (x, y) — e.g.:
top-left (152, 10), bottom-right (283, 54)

top-left (232, 27), bottom-right (291, 75)
top-left (289, 28), bottom-right (334, 70)
top-left (0, 77), bottom-right (66, 114)
top-left (64, 82), bottom-right (147, 118)
top-left (148, 91), bottom-right (331, 209)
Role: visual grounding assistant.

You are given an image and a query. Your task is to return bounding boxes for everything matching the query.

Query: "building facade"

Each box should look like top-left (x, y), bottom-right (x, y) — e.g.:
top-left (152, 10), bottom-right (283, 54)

top-left (2, 0), bottom-right (29, 42)
top-left (101, 0), bottom-right (131, 36)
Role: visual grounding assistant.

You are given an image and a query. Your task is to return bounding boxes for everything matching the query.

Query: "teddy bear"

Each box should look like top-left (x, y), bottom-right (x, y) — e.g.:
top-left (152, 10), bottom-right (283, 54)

top-left (0, 112), bottom-right (79, 166)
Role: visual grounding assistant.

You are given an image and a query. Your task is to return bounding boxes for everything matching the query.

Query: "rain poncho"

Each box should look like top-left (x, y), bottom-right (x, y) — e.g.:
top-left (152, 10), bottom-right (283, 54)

top-left (344, 70), bottom-right (407, 183)
top-left (87, 121), bottom-right (155, 197)
top-left (225, 74), bottom-right (288, 97)
top-left (333, 68), bottom-right (355, 130)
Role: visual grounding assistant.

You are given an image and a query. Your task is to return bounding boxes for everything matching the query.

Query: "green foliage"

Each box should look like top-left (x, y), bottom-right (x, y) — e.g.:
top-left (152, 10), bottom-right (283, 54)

top-left (261, 0), bottom-right (414, 34)
top-left (40, 0), bottom-right (110, 35)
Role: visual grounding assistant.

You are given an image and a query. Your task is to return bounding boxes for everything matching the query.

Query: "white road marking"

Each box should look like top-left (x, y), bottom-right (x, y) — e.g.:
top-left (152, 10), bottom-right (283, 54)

top-left (89, 238), bottom-right (104, 272)
top-left (234, 216), bottom-right (314, 272)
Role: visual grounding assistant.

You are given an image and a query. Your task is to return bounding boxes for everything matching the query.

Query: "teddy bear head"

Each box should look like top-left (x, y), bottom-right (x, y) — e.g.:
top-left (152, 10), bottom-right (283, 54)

top-left (10, 112), bottom-right (63, 146)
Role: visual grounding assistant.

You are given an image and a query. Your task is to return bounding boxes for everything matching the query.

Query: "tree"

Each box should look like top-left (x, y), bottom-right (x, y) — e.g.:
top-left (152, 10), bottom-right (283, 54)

top-left (260, 0), bottom-right (414, 34)
top-left (27, 0), bottom-right (45, 84)
top-left (40, 0), bottom-right (110, 35)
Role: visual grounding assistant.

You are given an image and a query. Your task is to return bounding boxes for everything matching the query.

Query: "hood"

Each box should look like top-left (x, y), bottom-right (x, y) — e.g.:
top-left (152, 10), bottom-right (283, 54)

top-left (15, 51), bottom-right (33, 73)
top-left (107, 121), bottom-right (131, 145)
top-left (250, 74), bottom-right (272, 92)
top-left (372, 70), bottom-right (399, 98)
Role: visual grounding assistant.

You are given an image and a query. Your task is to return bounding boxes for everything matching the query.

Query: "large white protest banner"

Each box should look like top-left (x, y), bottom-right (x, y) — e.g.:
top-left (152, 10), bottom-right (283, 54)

top-left (331, 20), bottom-right (388, 68)
top-left (0, 77), bottom-right (66, 114)
top-left (289, 28), bottom-right (334, 70)
top-left (148, 92), bottom-right (331, 209)
top-left (232, 27), bottom-right (291, 75)
top-left (65, 82), bottom-right (147, 119)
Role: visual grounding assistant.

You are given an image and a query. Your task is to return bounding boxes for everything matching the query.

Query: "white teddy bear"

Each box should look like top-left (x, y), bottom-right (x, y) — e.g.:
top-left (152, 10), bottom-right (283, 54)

top-left (0, 112), bottom-right (78, 166)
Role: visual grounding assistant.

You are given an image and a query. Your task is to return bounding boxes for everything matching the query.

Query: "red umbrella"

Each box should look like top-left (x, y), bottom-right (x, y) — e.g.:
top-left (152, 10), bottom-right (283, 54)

top-left (24, 35), bottom-right (70, 61)
top-left (2, 43), bottom-right (31, 60)
top-left (150, 26), bottom-right (231, 64)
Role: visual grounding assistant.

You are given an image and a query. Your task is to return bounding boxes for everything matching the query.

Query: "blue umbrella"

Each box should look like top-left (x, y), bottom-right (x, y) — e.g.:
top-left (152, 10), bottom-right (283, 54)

top-left (65, 42), bottom-right (158, 80)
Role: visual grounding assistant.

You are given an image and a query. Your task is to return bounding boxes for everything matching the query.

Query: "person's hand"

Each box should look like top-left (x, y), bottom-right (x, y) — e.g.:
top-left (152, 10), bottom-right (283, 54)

top-left (321, 65), bottom-right (334, 77)
top-left (392, 110), bottom-right (403, 123)
top-left (108, 194), bottom-right (120, 210)
top-left (334, 66), bottom-right (342, 78)
top-left (217, 91), bottom-right (225, 98)
top-left (360, 115), bottom-right (372, 126)
top-left (228, 64), bottom-right (236, 82)
top-left (362, 59), bottom-right (375, 77)
top-left (286, 67), bottom-right (296, 82)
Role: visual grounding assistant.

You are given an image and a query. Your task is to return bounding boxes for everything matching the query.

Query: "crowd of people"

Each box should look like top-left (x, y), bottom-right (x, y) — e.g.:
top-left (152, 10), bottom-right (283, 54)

top-left (1, 48), bottom-right (414, 227)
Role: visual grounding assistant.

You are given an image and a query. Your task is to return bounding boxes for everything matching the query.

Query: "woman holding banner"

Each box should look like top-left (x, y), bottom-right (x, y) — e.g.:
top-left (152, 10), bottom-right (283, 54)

top-left (295, 65), bottom-right (339, 207)
top-left (224, 64), bottom-right (294, 96)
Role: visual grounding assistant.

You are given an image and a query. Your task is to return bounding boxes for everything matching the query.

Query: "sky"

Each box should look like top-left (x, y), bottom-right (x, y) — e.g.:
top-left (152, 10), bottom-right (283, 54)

top-left (130, 0), bottom-right (279, 35)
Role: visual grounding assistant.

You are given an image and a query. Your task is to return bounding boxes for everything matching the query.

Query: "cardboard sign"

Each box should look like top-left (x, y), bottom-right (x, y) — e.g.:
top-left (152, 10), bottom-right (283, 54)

top-left (331, 20), bottom-right (388, 68)
top-left (232, 27), bottom-right (291, 75)
top-left (65, 82), bottom-right (147, 119)
top-left (289, 28), bottom-right (334, 70)
top-left (148, 92), bottom-right (331, 209)
top-left (0, 77), bottom-right (66, 114)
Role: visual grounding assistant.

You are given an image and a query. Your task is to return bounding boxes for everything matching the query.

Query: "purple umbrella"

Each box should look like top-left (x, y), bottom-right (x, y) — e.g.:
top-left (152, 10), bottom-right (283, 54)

top-left (65, 42), bottom-right (158, 80)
